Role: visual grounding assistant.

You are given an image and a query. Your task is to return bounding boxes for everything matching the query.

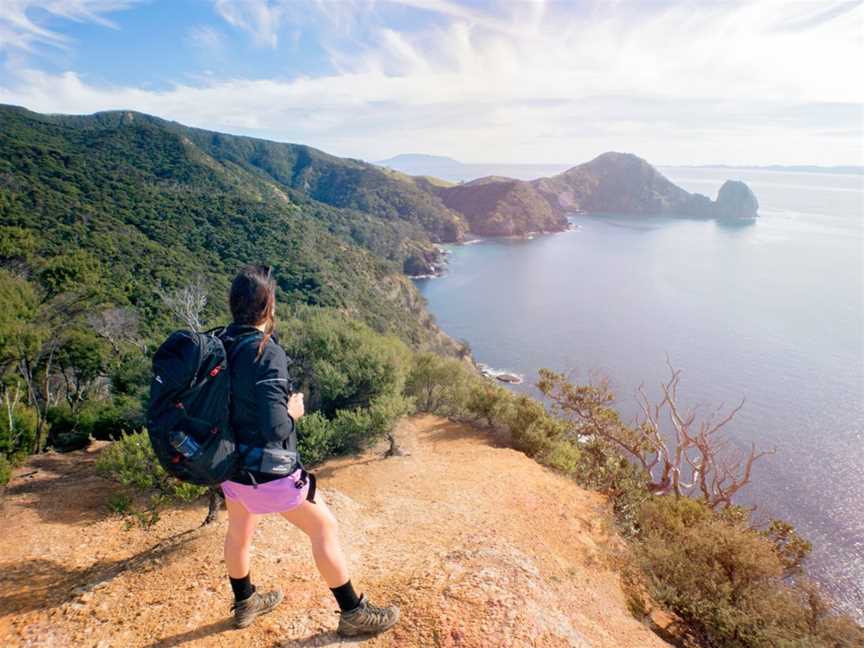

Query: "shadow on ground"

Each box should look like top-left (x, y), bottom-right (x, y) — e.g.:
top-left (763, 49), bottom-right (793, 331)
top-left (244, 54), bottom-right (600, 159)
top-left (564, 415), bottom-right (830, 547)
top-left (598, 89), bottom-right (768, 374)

top-left (3, 451), bottom-right (115, 526)
top-left (0, 529), bottom-right (199, 617)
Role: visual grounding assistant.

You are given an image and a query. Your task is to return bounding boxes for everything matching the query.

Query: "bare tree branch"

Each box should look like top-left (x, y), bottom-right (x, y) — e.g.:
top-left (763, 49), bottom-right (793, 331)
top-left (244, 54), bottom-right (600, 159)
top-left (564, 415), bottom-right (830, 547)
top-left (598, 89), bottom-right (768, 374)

top-left (538, 362), bottom-right (773, 508)
top-left (158, 276), bottom-right (208, 331)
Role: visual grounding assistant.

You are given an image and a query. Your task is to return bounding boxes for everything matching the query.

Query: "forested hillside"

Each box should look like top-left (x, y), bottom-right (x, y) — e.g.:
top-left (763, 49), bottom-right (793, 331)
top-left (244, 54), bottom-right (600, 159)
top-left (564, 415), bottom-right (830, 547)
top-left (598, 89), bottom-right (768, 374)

top-left (0, 105), bottom-right (462, 342)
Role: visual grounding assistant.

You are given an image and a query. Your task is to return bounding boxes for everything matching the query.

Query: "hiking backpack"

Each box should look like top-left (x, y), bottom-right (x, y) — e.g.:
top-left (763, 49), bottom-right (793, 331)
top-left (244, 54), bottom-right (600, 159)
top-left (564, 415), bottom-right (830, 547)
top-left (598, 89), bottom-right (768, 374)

top-left (146, 328), bottom-right (253, 486)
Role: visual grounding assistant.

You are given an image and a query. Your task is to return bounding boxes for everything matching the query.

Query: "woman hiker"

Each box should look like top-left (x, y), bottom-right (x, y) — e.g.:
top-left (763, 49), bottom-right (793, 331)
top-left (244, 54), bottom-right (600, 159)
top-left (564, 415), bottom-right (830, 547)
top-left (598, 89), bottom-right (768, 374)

top-left (218, 264), bottom-right (400, 637)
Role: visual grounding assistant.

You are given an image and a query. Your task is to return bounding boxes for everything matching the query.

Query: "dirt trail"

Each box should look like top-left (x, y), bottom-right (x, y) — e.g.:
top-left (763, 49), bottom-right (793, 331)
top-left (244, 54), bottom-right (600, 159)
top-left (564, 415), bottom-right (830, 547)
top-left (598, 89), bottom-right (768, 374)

top-left (0, 415), bottom-right (668, 648)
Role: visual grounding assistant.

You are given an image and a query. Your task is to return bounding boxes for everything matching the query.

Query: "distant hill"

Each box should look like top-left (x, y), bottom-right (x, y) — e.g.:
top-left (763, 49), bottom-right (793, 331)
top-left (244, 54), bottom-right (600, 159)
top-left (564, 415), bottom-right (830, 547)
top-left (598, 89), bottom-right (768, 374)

top-left (376, 153), bottom-right (464, 168)
top-left (375, 155), bottom-right (572, 183)
top-left (532, 152), bottom-right (758, 220)
top-left (380, 151), bottom-right (760, 224)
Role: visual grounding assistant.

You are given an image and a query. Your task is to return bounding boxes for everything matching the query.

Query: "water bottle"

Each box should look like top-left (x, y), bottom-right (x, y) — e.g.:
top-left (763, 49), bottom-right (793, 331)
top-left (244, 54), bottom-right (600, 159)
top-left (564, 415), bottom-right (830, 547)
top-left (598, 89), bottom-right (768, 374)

top-left (168, 430), bottom-right (201, 459)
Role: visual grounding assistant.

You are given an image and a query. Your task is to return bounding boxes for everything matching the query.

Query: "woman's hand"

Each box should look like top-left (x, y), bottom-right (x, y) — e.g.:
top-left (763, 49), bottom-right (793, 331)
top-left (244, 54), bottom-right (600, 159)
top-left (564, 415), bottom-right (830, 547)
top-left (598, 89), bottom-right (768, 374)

top-left (287, 392), bottom-right (305, 420)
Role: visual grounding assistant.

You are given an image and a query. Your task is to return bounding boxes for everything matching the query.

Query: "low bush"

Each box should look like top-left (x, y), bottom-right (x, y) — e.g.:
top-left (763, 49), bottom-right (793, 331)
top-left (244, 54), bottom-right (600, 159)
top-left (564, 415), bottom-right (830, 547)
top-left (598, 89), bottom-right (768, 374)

top-left (283, 309), bottom-right (412, 417)
top-left (405, 352), bottom-right (473, 415)
top-left (46, 406), bottom-right (91, 452)
top-left (297, 412), bottom-right (337, 466)
top-left (95, 430), bottom-right (207, 501)
top-left (47, 398), bottom-right (144, 452)
top-left (0, 400), bottom-right (38, 458)
top-left (88, 396), bottom-right (145, 440)
top-left (463, 379), bottom-right (512, 427)
top-left (0, 454), bottom-right (12, 486)
top-left (636, 496), bottom-right (864, 647)
top-left (367, 393), bottom-right (415, 437)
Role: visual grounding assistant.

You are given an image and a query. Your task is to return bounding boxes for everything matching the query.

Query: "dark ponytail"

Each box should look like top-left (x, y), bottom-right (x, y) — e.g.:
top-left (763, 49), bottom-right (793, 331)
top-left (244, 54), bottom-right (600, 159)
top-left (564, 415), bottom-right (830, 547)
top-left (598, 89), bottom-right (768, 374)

top-left (229, 265), bottom-right (276, 359)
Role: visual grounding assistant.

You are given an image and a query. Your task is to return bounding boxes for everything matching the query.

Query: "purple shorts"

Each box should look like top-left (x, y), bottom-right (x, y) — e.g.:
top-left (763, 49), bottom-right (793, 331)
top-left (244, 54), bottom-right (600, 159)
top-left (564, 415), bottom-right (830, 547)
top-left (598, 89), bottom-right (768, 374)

top-left (221, 468), bottom-right (309, 514)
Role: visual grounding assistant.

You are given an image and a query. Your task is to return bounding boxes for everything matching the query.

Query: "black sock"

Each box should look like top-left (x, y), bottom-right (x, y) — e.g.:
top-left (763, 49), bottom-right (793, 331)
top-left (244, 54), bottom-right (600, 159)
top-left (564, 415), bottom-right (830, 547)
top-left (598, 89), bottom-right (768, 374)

top-left (330, 579), bottom-right (361, 612)
top-left (229, 574), bottom-right (255, 602)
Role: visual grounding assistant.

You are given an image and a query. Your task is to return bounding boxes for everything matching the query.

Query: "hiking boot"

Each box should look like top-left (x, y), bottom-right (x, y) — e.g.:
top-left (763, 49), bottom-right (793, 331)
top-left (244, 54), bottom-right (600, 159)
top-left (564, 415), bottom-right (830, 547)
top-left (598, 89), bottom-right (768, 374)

top-left (231, 588), bottom-right (283, 628)
top-left (336, 594), bottom-right (400, 637)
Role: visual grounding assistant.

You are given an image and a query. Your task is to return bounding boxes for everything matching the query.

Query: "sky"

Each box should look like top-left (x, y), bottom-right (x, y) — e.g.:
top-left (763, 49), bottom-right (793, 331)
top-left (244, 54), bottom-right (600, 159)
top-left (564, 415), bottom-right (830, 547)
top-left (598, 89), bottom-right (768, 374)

top-left (0, 0), bottom-right (862, 166)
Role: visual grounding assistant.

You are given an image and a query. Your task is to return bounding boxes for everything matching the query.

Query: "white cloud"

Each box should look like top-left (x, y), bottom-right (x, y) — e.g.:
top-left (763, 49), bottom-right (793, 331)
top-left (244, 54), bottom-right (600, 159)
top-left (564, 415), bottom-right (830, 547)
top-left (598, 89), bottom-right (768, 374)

top-left (0, 0), bottom-right (139, 52)
top-left (1, 0), bottom-right (862, 165)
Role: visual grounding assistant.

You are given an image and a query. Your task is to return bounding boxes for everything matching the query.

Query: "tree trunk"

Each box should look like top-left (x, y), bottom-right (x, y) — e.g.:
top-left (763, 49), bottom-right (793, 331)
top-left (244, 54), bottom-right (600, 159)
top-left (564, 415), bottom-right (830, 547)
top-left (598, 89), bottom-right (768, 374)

top-left (385, 431), bottom-right (408, 458)
top-left (202, 487), bottom-right (225, 526)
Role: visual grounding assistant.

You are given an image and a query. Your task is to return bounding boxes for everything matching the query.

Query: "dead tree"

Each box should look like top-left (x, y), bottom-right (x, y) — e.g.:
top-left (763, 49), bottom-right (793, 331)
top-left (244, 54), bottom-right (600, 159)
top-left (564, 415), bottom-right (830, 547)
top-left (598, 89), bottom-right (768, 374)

top-left (158, 276), bottom-right (208, 331)
top-left (538, 360), bottom-right (774, 509)
top-left (88, 307), bottom-right (145, 353)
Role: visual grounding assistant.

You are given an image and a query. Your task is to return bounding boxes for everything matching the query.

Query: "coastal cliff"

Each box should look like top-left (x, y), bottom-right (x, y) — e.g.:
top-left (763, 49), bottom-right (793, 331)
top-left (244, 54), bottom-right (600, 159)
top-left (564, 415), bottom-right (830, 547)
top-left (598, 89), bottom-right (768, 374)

top-left (430, 176), bottom-right (568, 237)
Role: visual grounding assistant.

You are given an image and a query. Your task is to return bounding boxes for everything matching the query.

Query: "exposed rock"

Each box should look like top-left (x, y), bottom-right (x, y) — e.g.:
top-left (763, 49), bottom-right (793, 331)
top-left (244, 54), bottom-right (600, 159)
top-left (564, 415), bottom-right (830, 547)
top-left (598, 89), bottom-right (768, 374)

top-left (714, 180), bottom-right (759, 220)
top-left (403, 246), bottom-right (443, 276)
top-left (496, 373), bottom-right (523, 384)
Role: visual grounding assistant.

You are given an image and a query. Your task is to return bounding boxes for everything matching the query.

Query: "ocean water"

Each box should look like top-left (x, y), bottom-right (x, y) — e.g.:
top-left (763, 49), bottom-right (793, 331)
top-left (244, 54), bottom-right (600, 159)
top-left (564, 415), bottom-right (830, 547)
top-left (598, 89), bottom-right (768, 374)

top-left (415, 167), bottom-right (864, 619)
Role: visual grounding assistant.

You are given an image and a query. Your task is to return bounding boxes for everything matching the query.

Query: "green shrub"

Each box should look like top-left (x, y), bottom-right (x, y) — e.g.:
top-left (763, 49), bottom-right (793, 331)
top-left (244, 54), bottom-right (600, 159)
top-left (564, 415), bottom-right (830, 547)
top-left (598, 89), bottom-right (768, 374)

top-left (106, 491), bottom-right (133, 515)
top-left (96, 430), bottom-right (162, 490)
top-left (331, 407), bottom-right (373, 453)
top-left (284, 309), bottom-right (411, 417)
top-left (88, 397), bottom-right (145, 440)
top-left (96, 430), bottom-right (207, 500)
top-left (0, 454), bottom-right (12, 486)
top-left (109, 352), bottom-right (151, 398)
top-left (367, 393), bottom-right (415, 437)
top-left (297, 412), bottom-right (337, 466)
top-left (46, 406), bottom-right (91, 452)
top-left (463, 379), bottom-right (511, 427)
top-left (0, 400), bottom-right (38, 457)
top-left (47, 398), bottom-right (145, 452)
top-left (541, 439), bottom-right (582, 474)
top-left (497, 394), bottom-right (562, 457)
top-left (405, 352), bottom-right (472, 414)
top-left (635, 496), bottom-right (863, 647)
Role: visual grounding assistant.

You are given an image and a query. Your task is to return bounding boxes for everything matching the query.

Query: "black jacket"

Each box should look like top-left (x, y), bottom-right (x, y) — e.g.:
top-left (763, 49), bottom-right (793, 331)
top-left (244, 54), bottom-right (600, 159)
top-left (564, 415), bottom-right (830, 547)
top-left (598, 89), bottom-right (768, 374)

top-left (222, 323), bottom-right (297, 484)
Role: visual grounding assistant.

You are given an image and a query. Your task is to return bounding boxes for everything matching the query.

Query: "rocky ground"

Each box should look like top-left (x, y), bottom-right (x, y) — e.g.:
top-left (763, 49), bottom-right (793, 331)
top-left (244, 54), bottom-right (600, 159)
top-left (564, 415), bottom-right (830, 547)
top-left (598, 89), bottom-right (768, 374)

top-left (0, 415), bottom-right (669, 648)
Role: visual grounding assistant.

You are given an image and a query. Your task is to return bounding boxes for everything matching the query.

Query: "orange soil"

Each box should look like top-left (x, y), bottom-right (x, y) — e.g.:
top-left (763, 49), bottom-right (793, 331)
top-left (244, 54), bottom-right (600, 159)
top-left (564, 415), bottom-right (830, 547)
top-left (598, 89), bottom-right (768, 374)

top-left (0, 415), bottom-right (669, 648)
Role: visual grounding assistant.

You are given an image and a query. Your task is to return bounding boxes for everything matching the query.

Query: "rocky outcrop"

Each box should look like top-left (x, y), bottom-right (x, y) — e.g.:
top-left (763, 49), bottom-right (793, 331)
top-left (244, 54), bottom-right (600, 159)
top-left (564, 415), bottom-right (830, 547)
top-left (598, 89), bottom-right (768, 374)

top-left (402, 244), bottom-right (445, 276)
top-left (714, 180), bottom-right (759, 220)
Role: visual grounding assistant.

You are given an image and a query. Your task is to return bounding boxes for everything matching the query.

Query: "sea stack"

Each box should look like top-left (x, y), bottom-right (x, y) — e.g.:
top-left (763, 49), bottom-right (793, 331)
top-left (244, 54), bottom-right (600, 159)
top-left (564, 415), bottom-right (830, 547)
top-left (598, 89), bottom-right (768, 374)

top-left (714, 180), bottom-right (759, 220)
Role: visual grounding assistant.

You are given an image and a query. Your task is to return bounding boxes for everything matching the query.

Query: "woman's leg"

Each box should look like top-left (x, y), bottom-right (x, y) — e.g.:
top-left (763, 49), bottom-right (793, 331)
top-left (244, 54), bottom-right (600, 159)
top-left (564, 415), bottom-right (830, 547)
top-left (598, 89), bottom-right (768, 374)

top-left (280, 494), bottom-right (400, 636)
top-left (279, 495), bottom-right (349, 587)
top-left (224, 496), bottom-right (258, 579)
top-left (224, 496), bottom-right (283, 627)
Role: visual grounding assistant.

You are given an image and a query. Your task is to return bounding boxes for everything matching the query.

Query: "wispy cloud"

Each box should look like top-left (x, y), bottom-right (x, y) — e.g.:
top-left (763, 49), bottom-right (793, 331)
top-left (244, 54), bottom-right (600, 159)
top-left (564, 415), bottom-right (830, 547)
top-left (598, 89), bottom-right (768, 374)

top-left (0, 0), bottom-right (139, 53)
top-left (186, 24), bottom-right (225, 55)
top-left (212, 0), bottom-right (288, 48)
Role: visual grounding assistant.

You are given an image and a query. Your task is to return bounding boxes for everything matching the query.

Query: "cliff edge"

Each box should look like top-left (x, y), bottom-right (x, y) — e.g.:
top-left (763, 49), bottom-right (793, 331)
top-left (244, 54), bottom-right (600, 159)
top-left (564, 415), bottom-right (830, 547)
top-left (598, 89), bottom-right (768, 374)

top-left (0, 415), bottom-right (669, 648)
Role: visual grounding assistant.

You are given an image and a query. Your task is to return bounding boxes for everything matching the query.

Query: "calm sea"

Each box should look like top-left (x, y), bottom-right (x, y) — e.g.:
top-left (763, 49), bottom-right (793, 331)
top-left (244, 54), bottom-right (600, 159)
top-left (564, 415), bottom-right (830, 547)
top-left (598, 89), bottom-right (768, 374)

top-left (415, 167), bottom-right (864, 619)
